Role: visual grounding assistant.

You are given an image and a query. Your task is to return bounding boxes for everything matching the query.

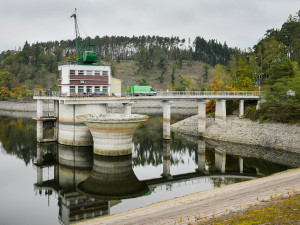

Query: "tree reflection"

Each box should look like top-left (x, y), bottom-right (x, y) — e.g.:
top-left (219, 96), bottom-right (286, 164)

top-left (0, 116), bottom-right (36, 165)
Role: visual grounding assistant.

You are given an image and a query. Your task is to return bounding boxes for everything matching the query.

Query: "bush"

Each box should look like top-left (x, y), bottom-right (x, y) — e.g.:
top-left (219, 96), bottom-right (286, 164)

top-left (0, 86), bottom-right (11, 100)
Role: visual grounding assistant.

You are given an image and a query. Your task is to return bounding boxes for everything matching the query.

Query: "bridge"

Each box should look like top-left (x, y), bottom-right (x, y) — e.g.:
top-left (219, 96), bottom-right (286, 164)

top-left (33, 91), bottom-right (261, 144)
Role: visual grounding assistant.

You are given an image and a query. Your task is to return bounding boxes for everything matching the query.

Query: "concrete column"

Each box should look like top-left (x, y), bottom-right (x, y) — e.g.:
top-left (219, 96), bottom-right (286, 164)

top-left (215, 100), bottom-right (226, 121)
top-left (215, 148), bottom-right (226, 173)
top-left (54, 100), bottom-right (59, 117)
top-left (37, 99), bottom-right (43, 118)
top-left (123, 102), bottom-right (133, 115)
top-left (198, 100), bottom-right (208, 135)
top-left (161, 140), bottom-right (172, 179)
top-left (196, 139), bottom-right (206, 173)
top-left (37, 120), bottom-right (43, 142)
top-left (163, 101), bottom-right (171, 140)
top-left (239, 157), bottom-right (244, 174)
top-left (239, 100), bottom-right (244, 118)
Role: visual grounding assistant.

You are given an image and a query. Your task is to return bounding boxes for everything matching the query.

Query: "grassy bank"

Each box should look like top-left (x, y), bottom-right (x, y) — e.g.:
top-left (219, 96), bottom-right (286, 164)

top-left (200, 192), bottom-right (299, 224)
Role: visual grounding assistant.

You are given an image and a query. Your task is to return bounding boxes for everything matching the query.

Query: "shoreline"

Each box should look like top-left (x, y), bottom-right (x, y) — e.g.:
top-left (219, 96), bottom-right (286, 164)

top-left (172, 115), bottom-right (300, 154)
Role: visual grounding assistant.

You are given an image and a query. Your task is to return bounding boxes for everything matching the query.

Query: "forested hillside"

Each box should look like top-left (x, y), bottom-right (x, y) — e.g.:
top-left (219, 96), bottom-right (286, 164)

top-left (0, 11), bottom-right (299, 123)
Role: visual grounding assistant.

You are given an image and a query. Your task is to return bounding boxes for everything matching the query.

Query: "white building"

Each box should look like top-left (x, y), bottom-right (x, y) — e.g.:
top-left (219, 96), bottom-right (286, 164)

top-left (58, 64), bottom-right (111, 97)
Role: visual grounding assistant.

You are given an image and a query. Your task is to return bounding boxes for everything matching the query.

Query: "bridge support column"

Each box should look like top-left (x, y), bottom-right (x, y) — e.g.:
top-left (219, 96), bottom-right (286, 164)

top-left (196, 139), bottom-right (207, 173)
top-left (215, 100), bottom-right (226, 122)
top-left (162, 140), bottom-right (172, 179)
top-left (123, 102), bottom-right (133, 115)
top-left (163, 100), bottom-right (172, 140)
top-left (239, 100), bottom-right (244, 118)
top-left (239, 157), bottom-right (244, 174)
top-left (37, 99), bottom-right (43, 118)
top-left (198, 100), bottom-right (208, 135)
top-left (215, 147), bottom-right (226, 173)
top-left (36, 100), bottom-right (44, 142)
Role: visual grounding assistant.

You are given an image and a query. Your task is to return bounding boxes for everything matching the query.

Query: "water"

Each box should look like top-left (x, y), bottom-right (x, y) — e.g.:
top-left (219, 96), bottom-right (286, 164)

top-left (0, 115), bottom-right (298, 225)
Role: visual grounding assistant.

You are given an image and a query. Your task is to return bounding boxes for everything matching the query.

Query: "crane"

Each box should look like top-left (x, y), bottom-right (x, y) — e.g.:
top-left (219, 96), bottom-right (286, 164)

top-left (70, 8), bottom-right (98, 65)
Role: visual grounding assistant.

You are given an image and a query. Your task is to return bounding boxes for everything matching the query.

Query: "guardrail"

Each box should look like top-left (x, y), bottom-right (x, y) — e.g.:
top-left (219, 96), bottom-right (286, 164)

top-left (34, 91), bottom-right (261, 98)
top-left (126, 91), bottom-right (262, 97)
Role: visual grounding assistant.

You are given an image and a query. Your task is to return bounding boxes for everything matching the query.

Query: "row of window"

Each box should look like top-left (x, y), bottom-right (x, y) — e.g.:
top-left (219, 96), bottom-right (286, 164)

top-left (70, 70), bottom-right (108, 76)
top-left (70, 85), bottom-right (108, 93)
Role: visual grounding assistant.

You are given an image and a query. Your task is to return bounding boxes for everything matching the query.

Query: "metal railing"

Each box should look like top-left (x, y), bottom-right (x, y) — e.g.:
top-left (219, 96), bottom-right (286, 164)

top-left (126, 91), bottom-right (262, 97)
top-left (34, 90), bottom-right (261, 98)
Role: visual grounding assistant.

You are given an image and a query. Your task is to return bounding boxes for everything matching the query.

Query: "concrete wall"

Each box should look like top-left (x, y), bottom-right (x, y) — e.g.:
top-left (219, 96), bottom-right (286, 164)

top-left (58, 103), bottom-right (107, 146)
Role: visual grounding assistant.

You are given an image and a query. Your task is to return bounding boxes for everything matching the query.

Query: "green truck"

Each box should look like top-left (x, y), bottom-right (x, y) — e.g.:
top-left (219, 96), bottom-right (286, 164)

top-left (126, 86), bottom-right (156, 96)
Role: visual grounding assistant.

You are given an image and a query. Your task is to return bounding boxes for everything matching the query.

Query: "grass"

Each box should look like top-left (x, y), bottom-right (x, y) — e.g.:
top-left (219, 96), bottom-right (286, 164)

top-left (197, 192), bottom-right (300, 225)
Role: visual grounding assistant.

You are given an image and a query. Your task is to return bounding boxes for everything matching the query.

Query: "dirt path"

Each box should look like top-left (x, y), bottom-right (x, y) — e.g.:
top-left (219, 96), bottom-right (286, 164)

top-left (77, 168), bottom-right (300, 225)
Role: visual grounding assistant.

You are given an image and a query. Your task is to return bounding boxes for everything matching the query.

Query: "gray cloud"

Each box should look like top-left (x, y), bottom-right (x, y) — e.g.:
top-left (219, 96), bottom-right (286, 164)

top-left (0, 0), bottom-right (299, 52)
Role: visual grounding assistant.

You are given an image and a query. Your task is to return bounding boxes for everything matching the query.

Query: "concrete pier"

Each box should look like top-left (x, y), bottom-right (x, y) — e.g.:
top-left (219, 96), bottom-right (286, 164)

top-left (239, 100), bottom-right (244, 118)
top-left (215, 100), bottom-right (226, 121)
top-left (59, 104), bottom-right (108, 146)
top-left (163, 100), bottom-right (172, 140)
top-left (198, 100), bottom-right (208, 135)
top-left (162, 140), bottom-right (172, 179)
top-left (77, 154), bottom-right (148, 199)
top-left (77, 113), bottom-right (148, 156)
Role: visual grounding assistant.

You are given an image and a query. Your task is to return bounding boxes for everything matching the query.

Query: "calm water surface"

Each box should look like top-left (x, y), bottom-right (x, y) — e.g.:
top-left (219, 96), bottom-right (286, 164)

top-left (0, 115), bottom-right (298, 225)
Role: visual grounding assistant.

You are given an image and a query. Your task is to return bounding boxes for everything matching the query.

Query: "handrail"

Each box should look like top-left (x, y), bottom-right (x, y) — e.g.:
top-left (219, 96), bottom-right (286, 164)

top-left (34, 91), bottom-right (262, 98)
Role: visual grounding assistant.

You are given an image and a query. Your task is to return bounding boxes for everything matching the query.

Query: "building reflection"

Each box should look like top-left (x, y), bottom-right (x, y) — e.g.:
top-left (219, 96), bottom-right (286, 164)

top-left (34, 144), bottom-right (111, 225)
top-left (34, 143), bottom-right (148, 224)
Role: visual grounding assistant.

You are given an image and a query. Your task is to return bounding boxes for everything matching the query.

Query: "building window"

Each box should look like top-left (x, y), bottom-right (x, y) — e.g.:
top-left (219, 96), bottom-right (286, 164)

top-left (102, 86), bottom-right (108, 93)
top-left (86, 70), bottom-right (93, 75)
top-left (78, 86), bottom-right (84, 93)
top-left (95, 86), bottom-right (100, 93)
top-left (102, 71), bottom-right (108, 76)
top-left (87, 86), bottom-right (92, 93)
top-left (95, 70), bottom-right (100, 75)
top-left (78, 70), bottom-right (84, 75)
top-left (70, 70), bottom-right (76, 75)
top-left (70, 86), bottom-right (76, 93)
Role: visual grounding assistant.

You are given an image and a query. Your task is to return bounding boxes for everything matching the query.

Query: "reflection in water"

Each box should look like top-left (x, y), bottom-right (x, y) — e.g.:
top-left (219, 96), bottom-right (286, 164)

top-left (0, 116), bottom-right (299, 225)
top-left (77, 154), bottom-right (148, 199)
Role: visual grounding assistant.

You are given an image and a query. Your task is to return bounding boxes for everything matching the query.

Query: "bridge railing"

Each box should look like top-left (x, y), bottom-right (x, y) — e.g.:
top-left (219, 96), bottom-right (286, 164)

top-left (153, 91), bottom-right (261, 97)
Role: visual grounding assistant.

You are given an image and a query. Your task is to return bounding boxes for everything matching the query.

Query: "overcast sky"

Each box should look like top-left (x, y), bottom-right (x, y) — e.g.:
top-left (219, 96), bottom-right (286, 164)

top-left (0, 0), bottom-right (299, 52)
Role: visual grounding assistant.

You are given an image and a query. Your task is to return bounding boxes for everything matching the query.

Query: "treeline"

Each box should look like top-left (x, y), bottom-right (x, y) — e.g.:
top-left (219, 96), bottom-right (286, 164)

top-left (209, 11), bottom-right (300, 123)
top-left (0, 35), bottom-right (237, 96)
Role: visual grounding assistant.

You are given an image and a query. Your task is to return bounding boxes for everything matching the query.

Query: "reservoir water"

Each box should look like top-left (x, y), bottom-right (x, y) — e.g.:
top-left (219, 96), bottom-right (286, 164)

top-left (0, 115), bottom-right (299, 225)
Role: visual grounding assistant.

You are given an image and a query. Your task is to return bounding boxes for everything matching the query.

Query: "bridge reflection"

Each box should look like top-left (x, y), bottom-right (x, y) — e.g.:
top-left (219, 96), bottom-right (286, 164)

top-left (33, 136), bottom-right (295, 224)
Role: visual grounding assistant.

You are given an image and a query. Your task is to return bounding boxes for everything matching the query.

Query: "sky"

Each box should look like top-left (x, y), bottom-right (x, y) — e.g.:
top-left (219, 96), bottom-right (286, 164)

top-left (0, 0), bottom-right (299, 52)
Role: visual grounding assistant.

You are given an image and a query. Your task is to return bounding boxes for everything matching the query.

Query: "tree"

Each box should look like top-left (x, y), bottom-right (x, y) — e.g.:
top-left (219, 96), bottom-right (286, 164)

top-left (0, 71), bottom-right (15, 90)
top-left (202, 64), bottom-right (209, 82)
top-left (171, 63), bottom-right (177, 86)
top-left (139, 77), bottom-right (147, 85)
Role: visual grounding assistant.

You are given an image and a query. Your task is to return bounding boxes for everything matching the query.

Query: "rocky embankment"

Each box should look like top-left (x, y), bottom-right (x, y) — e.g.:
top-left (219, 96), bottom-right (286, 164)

top-left (172, 115), bottom-right (300, 153)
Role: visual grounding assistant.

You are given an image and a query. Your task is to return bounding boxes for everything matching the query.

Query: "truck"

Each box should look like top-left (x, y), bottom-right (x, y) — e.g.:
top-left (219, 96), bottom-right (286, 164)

top-left (126, 86), bottom-right (156, 96)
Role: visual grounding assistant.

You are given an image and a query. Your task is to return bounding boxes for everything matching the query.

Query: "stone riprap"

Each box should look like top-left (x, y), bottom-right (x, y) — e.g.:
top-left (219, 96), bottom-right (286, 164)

top-left (77, 113), bottom-right (148, 156)
top-left (171, 115), bottom-right (300, 153)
